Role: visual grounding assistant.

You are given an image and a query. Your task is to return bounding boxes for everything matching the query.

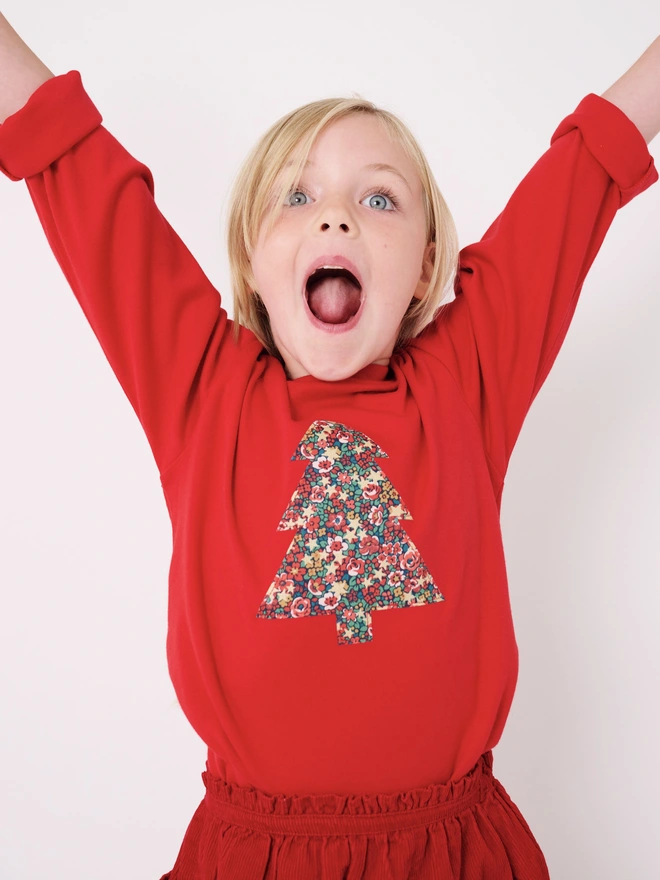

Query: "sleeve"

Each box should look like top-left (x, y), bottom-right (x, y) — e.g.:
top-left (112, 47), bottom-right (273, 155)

top-left (410, 93), bottom-right (658, 483)
top-left (0, 70), bottom-right (255, 476)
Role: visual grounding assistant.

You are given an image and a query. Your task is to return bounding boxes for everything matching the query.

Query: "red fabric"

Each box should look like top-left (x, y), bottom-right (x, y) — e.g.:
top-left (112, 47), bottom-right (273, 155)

top-left (0, 72), bottom-right (656, 803)
top-left (158, 751), bottom-right (550, 879)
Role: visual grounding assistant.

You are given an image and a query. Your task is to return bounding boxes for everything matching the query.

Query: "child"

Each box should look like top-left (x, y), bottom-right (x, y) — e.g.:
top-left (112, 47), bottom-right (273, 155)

top-left (1, 12), bottom-right (658, 879)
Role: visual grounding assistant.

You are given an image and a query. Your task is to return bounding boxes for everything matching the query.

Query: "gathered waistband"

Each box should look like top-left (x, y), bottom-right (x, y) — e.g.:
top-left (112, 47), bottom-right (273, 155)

top-left (201, 750), bottom-right (495, 837)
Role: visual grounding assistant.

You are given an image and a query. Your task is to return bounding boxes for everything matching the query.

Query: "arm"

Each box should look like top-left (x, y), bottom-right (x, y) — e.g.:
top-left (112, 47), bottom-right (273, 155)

top-left (601, 35), bottom-right (660, 145)
top-left (0, 22), bottom-right (258, 476)
top-left (0, 12), bottom-right (54, 123)
top-left (411, 95), bottom-right (657, 482)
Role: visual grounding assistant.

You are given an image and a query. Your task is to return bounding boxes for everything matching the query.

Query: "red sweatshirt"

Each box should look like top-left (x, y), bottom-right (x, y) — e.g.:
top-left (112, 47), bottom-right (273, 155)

top-left (0, 72), bottom-right (656, 796)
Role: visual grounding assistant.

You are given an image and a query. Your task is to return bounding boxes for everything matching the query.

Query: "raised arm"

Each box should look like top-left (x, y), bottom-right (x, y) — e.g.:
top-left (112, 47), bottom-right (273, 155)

top-left (0, 16), bottom-right (259, 476)
top-left (601, 34), bottom-right (660, 145)
top-left (411, 93), bottom-right (657, 484)
top-left (0, 12), bottom-right (54, 122)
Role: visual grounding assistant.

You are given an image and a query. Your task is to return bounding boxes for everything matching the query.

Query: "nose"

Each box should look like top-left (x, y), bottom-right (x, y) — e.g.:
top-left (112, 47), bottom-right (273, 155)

top-left (316, 197), bottom-right (358, 235)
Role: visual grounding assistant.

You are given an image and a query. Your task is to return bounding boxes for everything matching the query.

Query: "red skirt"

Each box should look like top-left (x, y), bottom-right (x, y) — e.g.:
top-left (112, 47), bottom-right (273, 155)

top-left (159, 750), bottom-right (549, 879)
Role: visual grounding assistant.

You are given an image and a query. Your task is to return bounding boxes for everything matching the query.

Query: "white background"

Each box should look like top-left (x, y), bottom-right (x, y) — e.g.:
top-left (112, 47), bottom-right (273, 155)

top-left (1, 1), bottom-right (659, 878)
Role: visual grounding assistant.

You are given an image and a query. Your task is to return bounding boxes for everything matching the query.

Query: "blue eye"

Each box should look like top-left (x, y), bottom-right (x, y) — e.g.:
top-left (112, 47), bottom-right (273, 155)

top-left (284, 185), bottom-right (400, 210)
top-left (363, 192), bottom-right (396, 211)
top-left (286, 190), bottom-right (309, 206)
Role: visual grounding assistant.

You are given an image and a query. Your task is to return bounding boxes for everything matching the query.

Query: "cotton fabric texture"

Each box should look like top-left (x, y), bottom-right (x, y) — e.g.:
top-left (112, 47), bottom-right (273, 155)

top-left (158, 751), bottom-right (551, 880)
top-left (0, 72), bottom-right (656, 878)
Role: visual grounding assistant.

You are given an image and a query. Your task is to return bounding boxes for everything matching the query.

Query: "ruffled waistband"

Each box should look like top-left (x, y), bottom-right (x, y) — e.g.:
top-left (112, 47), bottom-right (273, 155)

top-left (201, 750), bottom-right (495, 836)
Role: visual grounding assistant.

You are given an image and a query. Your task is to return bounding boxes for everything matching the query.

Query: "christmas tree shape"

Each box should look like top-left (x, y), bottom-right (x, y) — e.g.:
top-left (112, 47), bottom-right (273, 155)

top-left (256, 419), bottom-right (445, 645)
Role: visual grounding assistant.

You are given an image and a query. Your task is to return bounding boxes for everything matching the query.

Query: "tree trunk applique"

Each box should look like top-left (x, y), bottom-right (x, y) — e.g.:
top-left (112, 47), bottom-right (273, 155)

top-left (256, 420), bottom-right (445, 645)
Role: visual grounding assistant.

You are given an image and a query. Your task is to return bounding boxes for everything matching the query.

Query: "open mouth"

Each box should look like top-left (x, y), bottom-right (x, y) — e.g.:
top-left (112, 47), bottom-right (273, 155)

top-left (304, 266), bottom-right (364, 328)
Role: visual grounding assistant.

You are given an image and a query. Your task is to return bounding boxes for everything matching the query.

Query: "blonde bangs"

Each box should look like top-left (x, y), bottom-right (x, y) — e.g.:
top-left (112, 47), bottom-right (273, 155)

top-left (226, 96), bottom-right (460, 358)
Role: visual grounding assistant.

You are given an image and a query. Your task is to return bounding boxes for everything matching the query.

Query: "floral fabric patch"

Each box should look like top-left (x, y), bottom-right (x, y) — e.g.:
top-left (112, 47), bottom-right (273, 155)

top-left (256, 420), bottom-right (445, 645)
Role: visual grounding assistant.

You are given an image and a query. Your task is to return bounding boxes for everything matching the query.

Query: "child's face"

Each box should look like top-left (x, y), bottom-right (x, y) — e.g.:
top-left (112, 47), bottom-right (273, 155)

top-left (249, 114), bottom-right (434, 380)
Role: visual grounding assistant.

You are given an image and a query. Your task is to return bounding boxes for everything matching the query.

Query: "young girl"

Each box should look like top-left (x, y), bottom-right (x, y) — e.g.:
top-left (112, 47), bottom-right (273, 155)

top-left (1, 12), bottom-right (658, 879)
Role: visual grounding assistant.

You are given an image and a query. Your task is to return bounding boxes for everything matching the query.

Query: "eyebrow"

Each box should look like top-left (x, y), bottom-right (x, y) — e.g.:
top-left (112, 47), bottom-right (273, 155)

top-left (281, 158), bottom-right (412, 194)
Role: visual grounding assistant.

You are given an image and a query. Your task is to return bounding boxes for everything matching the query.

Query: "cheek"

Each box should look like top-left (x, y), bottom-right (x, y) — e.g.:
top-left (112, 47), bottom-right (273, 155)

top-left (376, 236), bottom-right (422, 278)
top-left (376, 219), bottom-right (421, 252)
top-left (253, 241), bottom-right (290, 288)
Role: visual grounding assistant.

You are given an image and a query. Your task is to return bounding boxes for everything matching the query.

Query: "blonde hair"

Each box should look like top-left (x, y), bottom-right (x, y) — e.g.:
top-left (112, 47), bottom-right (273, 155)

top-left (226, 94), bottom-right (460, 361)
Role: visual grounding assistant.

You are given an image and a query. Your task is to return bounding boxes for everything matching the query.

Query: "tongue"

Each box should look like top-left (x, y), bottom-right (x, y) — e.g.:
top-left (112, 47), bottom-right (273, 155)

top-left (307, 276), bottom-right (361, 324)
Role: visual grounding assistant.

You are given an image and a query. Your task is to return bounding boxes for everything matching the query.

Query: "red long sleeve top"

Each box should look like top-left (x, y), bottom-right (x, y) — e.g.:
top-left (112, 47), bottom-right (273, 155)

top-left (0, 72), bottom-right (656, 796)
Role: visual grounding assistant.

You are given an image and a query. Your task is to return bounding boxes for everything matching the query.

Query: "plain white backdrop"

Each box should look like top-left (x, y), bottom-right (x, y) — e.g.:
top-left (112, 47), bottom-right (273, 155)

top-left (1, 1), bottom-right (659, 878)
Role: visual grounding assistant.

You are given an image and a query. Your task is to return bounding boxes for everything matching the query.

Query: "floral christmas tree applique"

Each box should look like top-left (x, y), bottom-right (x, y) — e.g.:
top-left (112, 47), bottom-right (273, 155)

top-left (256, 420), bottom-right (445, 645)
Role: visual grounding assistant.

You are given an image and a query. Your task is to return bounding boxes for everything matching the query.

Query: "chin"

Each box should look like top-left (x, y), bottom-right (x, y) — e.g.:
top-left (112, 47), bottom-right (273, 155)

top-left (298, 353), bottom-right (367, 382)
top-left (309, 363), bottom-right (358, 382)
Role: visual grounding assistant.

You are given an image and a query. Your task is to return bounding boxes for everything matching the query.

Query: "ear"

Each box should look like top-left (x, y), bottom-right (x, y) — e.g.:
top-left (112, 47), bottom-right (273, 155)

top-left (412, 243), bottom-right (435, 301)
